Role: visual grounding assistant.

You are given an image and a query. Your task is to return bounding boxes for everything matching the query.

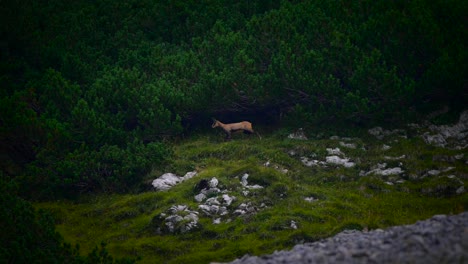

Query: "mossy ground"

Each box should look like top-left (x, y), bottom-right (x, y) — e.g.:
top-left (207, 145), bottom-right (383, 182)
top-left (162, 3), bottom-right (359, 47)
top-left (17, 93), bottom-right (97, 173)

top-left (36, 128), bottom-right (468, 263)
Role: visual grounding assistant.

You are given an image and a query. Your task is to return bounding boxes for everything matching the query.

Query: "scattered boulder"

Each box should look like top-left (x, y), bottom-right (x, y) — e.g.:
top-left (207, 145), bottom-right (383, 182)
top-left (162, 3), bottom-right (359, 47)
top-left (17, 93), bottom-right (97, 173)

top-left (420, 175), bottom-right (465, 197)
top-left (384, 155), bottom-right (406, 160)
top-left (288, 128), bottom-right (308, 140)
top-left (304, 197), bottom-right (318, 202)
top-left (326, 147), bottom-right (345, 156)
top-left (233, 202), bottom-right (264, 215)
top-left (209, 177), bottom-right (219, 188)
top-left (194, 193), bottom-right (207, 202)
top-left (290, 220), bottom-right (298, 229)
top-left (368, 127), bottom-right (384, 139)
top-left (301, 148), bottom-right (356, 168)
top-left (326, 156), bottom-right (355, 168)
top-left (190, 174), bottom-right (268, 224)
top-left (382, 144), bottom-right (391, 151)
top-left (194, 177), bottom-right (222, 202)
top-left (300, 157), bottom-right (325, 167)
top-left (368, 127), bottom-right (406, 140)
top-left (264, 160), bottom-right (289, 174)
top-left (422, 133), bottom-right (447, 147)
top-left (376, 167), bottom-right (404, 176)
top-left (152, 173), bottom-right (182, 191)
top-left (152, 205), bottom-right (199, 234)
top-left (152, 171), bottom-right (197, 191)
top-left (423, 110), bottom-right (468, 148)
top-left (361, 163), bottom-right (404, 177)
top-left (241, 173), bottom-right (264, 189)
top-left (339, 142), bottom-right (357, 149)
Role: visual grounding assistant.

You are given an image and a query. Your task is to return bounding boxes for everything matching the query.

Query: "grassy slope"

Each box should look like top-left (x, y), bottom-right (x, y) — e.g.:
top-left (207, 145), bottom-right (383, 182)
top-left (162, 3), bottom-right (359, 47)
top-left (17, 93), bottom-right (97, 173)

top-left (36, 128), bottom-right (468, 263)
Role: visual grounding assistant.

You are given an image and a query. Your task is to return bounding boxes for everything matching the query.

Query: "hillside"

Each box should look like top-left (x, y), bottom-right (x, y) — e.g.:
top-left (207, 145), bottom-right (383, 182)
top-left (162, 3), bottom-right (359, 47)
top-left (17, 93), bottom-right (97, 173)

top-left (37, 112), bottom-right (468, 263)
top-left (1, 0), bottom-right (467, 262)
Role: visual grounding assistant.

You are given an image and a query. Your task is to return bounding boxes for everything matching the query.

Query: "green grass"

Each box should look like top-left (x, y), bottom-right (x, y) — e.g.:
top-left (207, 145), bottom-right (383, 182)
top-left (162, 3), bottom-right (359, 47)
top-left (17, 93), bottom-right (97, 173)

top-left (36, 129), bottom-right (468, 263)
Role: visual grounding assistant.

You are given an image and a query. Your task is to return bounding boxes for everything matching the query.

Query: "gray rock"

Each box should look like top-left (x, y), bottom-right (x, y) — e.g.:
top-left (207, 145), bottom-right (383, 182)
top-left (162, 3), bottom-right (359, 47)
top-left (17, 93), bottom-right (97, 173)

top-left (194, 193), bottom-right (207, 202)
top-left (240, 173), bottom-right (263, 189)
top-left (363, 163), bottom-right (404, 176)
top-left (326, 156), bottom-right (355, 168)
top-left (288, 128), bottom-right (308, 140)
top-left (304, 197), bottom-right (318, 202)
top-left (384, 155), bottom-right (406, 160)
top-left (226, 212), bottom-right (468, 264)
top-left (369, 127), bottom-right (384, 138)
top-left (326, 147), bottom-right (344, 156)
top-left (157, 205), bottom-right (199, 233)
top-left (209, 177), bottom-right (219, 188)
top-left (422, 133), bottom-right (447, 147)
top-left (423, 110), bottom-right (468, 148)
top-left (368, 127), bottom-right (406, 140)
top-left (152, 171), bottom-right (197, 191)
top-left (301, 157), bottom-right (325, 167)
top-left (339, 142), bottom-right (357, 149)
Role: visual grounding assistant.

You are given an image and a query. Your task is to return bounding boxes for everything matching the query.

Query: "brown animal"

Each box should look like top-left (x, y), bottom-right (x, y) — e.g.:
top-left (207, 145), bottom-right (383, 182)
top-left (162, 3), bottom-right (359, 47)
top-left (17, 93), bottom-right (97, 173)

top-left (211, 118), bottom-right (261, 140)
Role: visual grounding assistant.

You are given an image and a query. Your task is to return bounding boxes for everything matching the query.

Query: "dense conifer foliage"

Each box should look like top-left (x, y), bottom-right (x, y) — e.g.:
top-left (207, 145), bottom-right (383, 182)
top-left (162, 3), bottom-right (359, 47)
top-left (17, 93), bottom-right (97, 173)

top-left (1, 0), bottom-right (466, 197)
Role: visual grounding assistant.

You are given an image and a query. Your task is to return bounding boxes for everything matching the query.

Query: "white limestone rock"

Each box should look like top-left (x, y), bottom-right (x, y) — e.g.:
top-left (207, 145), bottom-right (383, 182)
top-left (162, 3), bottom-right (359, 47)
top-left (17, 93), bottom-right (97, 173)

top-left (162, 205), bottom-right (199, 233)
top-left (339, 142), bottom-right (357, 149)
top-left (375, 167), bottom-right (404, 176)
top-left (152, 173), bottom-right (182, 191)
top-left (301, 157), bottom-right (325, 167)
top-left (304, 197), bottom-right (318, 202)
top-left (288, 128), bottom-right (308, 140)
top-left (152, 171), bottom-right (198, 191)
top-left (194, 193), bottom-right (207, 202)
top-left (240, 173), bottom-right (263, 189)
top-left (327, 148), bottom-right (344, 156)
top-left (209, 177), bottom-right (219, 188)
top-left (326, 156), bottom-right (355, 168)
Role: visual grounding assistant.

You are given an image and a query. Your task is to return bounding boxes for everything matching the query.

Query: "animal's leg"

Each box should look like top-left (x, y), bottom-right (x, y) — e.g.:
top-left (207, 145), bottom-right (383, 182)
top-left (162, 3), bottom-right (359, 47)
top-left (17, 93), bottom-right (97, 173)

top-left (225, 131), bottom-right (231, 140)
top-left (243, 129), bottom-right (254, 135)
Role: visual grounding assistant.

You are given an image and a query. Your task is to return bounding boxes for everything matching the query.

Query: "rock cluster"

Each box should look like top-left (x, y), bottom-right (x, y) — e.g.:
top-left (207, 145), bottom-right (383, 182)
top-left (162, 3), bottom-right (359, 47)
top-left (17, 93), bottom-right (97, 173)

top-left (423, 110), bottom-right (468, 148)
top-left (300, 147), bottom-right (355, 168)
top-left (226, 212), bottom-right (468, 264)
top-left (194, 177), bottom-right (238, 224)
top-left (294, 111), bottom-right (467, 196)
top-left (153, 205), bottom-right (199, 234)
top-left (368, 127), bottom-right (406, 140)
top-left (288, 128), bottom-right (308, 140)
top-left (360, 163), bottom-right (404, 177)
top-left (153, 174), bottom-right (267, 232)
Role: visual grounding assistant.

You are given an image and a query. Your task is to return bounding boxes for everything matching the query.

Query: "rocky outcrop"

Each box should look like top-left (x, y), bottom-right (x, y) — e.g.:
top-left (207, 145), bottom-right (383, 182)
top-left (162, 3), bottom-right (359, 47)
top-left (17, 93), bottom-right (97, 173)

top-left (423, 110), bottom-right (468, 148)
top-left (152, 171), bottom-right (197, 191)
top-left (294, 112), bottom-right (467, 196)
top-left (288, 128), bottom-right (308, 140)
top-left (152, 173), bottom-right (269, 233)
top-left (152, 205), bottom-right (199, 234)
top-left (225, 212), bottom-right (468, 264)
top-left (367, 110), bottom-right (468, 149)
top-left (299, 147), bottom-right (356, 168)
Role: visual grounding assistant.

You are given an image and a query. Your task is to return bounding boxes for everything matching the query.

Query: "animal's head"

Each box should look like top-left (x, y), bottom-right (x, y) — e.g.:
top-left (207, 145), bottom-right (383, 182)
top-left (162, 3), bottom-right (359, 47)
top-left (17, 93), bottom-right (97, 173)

top-left (211, 118), bottom-right (219, 128)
